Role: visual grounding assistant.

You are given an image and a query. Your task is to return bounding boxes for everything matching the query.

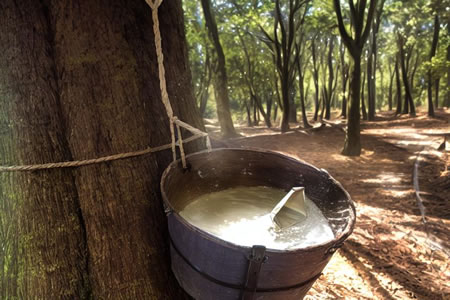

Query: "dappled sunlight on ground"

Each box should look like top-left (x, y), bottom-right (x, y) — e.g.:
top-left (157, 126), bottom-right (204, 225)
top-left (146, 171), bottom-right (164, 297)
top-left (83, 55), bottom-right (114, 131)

top-left (207, 110), bottom-right (450, 299)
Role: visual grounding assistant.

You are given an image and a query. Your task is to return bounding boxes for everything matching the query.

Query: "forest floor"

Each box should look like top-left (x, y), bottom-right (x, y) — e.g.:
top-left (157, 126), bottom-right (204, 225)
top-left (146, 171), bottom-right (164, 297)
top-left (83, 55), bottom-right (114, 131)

top-left (206, 108), bottom-right (450, 300)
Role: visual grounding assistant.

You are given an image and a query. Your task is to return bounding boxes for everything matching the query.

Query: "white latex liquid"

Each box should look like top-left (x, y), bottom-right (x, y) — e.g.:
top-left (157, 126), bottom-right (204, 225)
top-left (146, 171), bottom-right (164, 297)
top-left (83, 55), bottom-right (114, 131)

top-left (179, 186), bottom-right (335, 250)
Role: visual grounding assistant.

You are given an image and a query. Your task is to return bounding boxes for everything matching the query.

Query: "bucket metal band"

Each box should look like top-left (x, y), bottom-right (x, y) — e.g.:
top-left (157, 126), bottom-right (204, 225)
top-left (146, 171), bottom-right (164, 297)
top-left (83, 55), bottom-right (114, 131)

top-left (169, 235), bottom-right (322, 294)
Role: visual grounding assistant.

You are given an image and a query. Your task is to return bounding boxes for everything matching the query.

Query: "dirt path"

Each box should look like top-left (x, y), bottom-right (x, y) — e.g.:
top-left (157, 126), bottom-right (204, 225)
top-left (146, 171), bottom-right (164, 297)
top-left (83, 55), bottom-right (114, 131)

top-left (209, 109), bottom-right (449, 299)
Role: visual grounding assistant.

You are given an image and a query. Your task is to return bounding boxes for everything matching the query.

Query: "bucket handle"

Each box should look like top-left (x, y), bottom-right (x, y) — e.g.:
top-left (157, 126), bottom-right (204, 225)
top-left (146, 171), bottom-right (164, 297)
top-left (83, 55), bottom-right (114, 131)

top-left (241, 245), bottom-right (267, 300)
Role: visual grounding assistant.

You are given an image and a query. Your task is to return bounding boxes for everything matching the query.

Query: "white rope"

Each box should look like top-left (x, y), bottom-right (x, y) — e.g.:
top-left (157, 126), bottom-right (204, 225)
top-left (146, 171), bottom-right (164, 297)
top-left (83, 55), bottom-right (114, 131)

top-left (176, 123), bottom-right (187, 169)
top-left (146, 0), bottom-right (211, 166)
top-left (0, 134), bottom-right (205, 172)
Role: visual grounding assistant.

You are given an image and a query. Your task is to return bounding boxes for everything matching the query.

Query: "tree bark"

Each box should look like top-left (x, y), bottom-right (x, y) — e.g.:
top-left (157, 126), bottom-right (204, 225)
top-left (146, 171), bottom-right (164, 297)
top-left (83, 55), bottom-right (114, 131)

top-left (201, 0), bottom-right (237, 137)
top-left (361, 71), bottom-right (368, 120)
top-left (367, 0), bottom-right (385, 121)
top-left (446, 25), bottom-right (450, 108)
top-left (0, 2), bottom-right (90, 297)
top-left (395, 55), bottom-right (403, 115)
top-left (1, 0), bottom-right (202, 298)
top-left (297, 55), bottom-right (311, 128)
top-left (289, 86), bottom-right (298, 123)
top-left (427, 14), bottom-right (440, 117)
top-left (398, 34), bottom-right (416, 116)
top-left (325, 37), bottom-right (335, 120)
top-left (388, 61), bottom-right (395, 111)
top-left (344, 56), bottom-right (362, 156)
top-left (334, 0), bottom-right (377, 156)
top-left (340, 44), bottom-right (349, 118)
top-left (312, 39), bottom-right (320, 121)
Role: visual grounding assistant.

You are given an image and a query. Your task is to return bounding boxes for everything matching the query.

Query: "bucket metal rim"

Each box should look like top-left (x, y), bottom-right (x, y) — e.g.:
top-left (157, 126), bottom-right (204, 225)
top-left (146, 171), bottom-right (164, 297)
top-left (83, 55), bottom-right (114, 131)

top-left (160, 147), bottom-right (356, 254)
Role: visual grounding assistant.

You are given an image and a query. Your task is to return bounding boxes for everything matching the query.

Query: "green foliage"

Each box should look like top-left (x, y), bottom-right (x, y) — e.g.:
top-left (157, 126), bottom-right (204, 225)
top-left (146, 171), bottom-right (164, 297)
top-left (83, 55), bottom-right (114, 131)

top-left (184, 0), bottom-right (450, 120)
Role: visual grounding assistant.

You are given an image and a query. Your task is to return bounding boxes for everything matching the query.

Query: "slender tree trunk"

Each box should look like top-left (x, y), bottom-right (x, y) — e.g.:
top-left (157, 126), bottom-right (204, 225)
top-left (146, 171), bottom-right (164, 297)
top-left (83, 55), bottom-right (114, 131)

top-left (266, 94), bottom-right (273, 123)
top-left (197, 51), bottom-right (212, 117)
top-left (252, 93), bottom-right (272, 128)
top-left (325, 37), bottom-right (335, 120)
top-left (361, 71), bottom-right (368, 120)
top-left (280, 72), bottom-right (290, 131)
top-left (388, 66), bottom-right (395, 111)
top-left (273, 103), bottom-right (278, 121)
top-left (312, 40), bottom-right (320, 121)
top-left (398, 35), bottom-right (415, 116)
top-left (298, 68), bottom-right (311, 128)
top-left (320, 87), bottom-right (326, 120)
top-left (289, 86), bottom-right (297, 123)
top-left (246, 102), bottom-right (252, 126)
top-left (446, 26), bottom-right (450, 107)
top-left (201, 0), bottom-right (237, 137)
top-left (252, 96), bottom-right (258, 126)
top-left (199, 88), bottom-right (209, 117)
top-left (395, 56), bottom-right (402, 115)
top-left (377, 62), bottom-right (383, 111)
top-left (427, 14), bottom-right (440, 117)
top-left (367, 43), bottom-right (375, 120)
top-left (434, 79), bottom-right (440, 108)
top-left (1, 0), bottom-right (202, 298)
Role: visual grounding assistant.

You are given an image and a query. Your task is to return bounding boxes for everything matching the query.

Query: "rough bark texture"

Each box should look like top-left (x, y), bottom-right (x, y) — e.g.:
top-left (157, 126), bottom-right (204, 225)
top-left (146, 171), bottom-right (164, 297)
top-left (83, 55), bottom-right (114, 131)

top-left (201, 0), bottom-right (237, 138)
top-left (0, 2), bottom-right (90, 298)
top-left (1, 0), bottom-right (202, 298)
top-left (343, 57), bottom-right (362, 156)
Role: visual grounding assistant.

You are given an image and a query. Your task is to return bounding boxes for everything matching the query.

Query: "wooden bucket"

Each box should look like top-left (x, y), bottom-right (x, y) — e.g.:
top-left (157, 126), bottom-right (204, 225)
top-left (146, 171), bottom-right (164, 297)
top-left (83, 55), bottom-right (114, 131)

top-left (161, 148), bottom-right (355, 299)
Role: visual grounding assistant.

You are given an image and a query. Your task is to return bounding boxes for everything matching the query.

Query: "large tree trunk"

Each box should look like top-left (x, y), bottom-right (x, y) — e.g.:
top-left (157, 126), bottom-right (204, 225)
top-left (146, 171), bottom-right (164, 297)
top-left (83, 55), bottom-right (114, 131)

top-left (201, 0), bottom-right (237, 137)
top-left (1, 0), bottom-right (202, 298)
top-left (0, 2), bottom-right (90, 297)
